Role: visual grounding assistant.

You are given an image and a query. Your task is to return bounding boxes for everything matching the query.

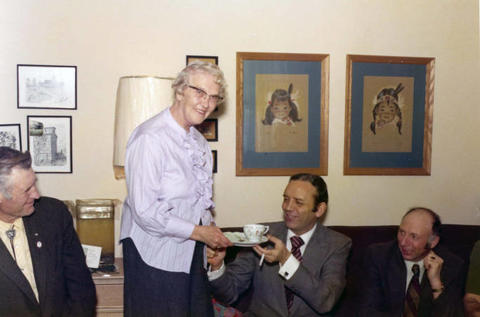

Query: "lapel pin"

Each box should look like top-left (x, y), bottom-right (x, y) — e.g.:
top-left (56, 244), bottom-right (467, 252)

top-left (34, 233), bottom-right (39, 236)
top-left (36, 241), bottom-right (42, 248)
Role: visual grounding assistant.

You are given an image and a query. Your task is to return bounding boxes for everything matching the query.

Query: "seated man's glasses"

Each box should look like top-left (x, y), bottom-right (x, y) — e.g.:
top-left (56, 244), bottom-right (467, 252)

top-left (187, 85), bottom-right (223, 105)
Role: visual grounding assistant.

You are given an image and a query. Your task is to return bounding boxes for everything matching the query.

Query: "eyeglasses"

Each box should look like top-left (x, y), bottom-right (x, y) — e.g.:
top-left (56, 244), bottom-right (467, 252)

top-left (187, 85), bottom-right (223, 105)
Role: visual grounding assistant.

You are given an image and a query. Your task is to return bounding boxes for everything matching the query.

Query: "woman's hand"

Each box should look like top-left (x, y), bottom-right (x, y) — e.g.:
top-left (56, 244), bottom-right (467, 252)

top-left (190, 225), bottom-right (232, 249)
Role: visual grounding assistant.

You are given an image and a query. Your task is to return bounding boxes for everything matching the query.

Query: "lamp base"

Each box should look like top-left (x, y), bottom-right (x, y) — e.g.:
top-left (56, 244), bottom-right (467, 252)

top-left (113, 166), bottom-right (125, 179)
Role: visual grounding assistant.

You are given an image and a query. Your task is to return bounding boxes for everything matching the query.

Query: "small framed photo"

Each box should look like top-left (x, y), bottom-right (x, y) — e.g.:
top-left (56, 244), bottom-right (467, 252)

top-left (195, 119), bottom-right (218, 141)
top-left (27, 116), bottom-right (72, 173)
top-left (17, 64), bottom-right (77, 110)
top-left (212, 150), bottom-right (217, 174)
top-left (186, 55), bottom-right (218, 66)
top-left (0, 124), bottom-right (22, 151)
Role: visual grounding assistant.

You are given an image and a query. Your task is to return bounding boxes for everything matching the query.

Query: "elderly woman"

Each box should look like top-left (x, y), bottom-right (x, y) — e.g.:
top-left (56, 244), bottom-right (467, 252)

top-left (120, 61), bottom-right (231, 317)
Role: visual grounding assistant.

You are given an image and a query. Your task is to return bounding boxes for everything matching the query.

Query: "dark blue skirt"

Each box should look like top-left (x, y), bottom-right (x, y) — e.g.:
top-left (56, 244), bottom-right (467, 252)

top-left (122, 238), bottom-right (214, 317)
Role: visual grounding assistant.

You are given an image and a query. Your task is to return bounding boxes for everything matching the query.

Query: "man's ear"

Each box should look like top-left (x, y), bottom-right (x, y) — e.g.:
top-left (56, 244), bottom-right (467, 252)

top-left (428, 235), bottom-right (440, 249)
top-left (314, 202), bottom-right (327, 219)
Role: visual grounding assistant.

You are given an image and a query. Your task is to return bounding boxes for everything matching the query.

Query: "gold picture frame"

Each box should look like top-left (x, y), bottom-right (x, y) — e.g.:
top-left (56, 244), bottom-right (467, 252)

top-left (344, 54), bottom-right (435, 175)
top-left (236, 52), bottom-right (329, 176)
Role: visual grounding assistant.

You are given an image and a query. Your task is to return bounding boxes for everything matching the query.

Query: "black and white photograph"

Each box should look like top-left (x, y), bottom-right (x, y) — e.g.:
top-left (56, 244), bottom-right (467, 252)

top-left (186, 55), bottom-right (218, 66)
top-left (0, 124), bottom-right (22, 151)
top-left (27, 116), bottom-right (72, 173)
top-left (17, 64), bottom-right (77, 109)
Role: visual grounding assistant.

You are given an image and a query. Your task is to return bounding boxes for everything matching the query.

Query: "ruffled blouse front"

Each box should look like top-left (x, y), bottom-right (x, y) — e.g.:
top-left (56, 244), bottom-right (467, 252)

top-left (184, 128), bottom-right (214, 211)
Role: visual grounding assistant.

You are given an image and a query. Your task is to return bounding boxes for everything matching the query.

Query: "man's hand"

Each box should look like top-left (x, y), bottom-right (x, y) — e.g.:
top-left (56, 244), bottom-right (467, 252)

top-left (423, 250), bottom-right (444, 298)
top-left (190, 225), bottom-right (232, 249)
top-left (464, 293), bottom-right (480, 317)
top-left (253, 234), bottom-right (291, 265)
top-left (206, 247), bottom-right (226, 271)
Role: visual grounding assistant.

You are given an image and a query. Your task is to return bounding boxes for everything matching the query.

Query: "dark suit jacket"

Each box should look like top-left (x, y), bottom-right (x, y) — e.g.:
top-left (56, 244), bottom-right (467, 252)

top-left (0, 197), bottom-right (96, 317)
top-left (359, 240), bottom-right (464, 317)
top-left (210, 222), bottom-right (352, 317)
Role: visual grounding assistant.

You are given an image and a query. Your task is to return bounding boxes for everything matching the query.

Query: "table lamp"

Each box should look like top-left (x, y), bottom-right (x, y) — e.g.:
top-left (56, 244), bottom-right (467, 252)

top-left (113, 76), bottom-right (173, 179)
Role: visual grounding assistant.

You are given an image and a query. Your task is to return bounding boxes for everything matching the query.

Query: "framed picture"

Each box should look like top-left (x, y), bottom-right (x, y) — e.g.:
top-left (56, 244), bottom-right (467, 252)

top-left (17, 64), bottom-right (77, 109)
top-left (344, 54), bottom-right (435, 175)
top-left (195, 119), bottom-right (218, 141)
top-left (236, 52), bottom-right (329, 176)
top-left (212, 150), bottom-right (217, 173)
top-left (0, 124), bottom-right (22, 151)
top-left (27, 116), bottom-right (72, 173)
top-left (186, 55), bottom-right (218, 65)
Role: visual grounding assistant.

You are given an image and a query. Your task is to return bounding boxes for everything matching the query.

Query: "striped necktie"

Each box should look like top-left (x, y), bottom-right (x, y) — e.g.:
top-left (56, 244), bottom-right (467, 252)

top-left (286, 236), bottom-right (304, 312)
top-left (403, 264), bottom-right (421, 317)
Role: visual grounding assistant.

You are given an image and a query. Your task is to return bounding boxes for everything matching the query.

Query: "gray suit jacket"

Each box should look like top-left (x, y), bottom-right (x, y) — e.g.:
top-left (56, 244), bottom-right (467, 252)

top-left (210, 222), bottom-right (352, 317)
top-left (0, 197), bottom-right (96, 317)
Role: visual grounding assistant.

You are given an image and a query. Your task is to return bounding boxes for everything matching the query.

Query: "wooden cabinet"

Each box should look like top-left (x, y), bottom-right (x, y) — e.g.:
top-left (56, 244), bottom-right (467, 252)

top-left (92, 259), bottom-right (124, 317)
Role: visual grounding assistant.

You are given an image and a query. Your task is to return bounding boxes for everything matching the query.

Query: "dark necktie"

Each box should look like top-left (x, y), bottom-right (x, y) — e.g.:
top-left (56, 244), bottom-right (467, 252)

top-left (286, 236), bottom-right (304, 312)
top-left (403, 264), bottom-right (421, 317)
top-left (6, 225), bottom-right (17, 262)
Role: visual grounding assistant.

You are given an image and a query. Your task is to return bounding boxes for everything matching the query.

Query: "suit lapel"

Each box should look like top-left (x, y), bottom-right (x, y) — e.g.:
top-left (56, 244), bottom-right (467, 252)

top-left (387, 246), bottom-right (408, 312)
top-left (23, 215), bottom-right (48, 308)
top-left (278, 224), bottom-right (288, 244)
top-left (301, 223), bottom-right (326, 266)
top-left (0, 227), bottom-right (38, 305)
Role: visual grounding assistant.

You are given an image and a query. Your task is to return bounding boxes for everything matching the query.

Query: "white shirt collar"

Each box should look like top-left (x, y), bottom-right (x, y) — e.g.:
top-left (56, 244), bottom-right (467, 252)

top-left (404, 259), bottom-right (426, 291)
top-left (286, 223), bottom-right (317, 252)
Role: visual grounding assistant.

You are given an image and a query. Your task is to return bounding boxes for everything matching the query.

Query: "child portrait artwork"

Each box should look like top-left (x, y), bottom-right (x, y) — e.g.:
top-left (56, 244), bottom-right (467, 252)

top-left (361, 76), bottom-right (414, 153)
top-left (255, 74), bottom-right (308, 153)
top-left (262, 84), bottom-right (302, 127)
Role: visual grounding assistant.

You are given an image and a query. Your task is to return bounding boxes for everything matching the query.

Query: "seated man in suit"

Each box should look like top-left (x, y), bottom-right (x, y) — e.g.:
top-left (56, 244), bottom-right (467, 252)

top-left (207, 173), bottom-right (352, 316)
top-left (359, 207), bottom-right (464, 317)
top-left (464, 240), bottom-right (480, 317)
top-left (0, 147), bottom-right (96, 317)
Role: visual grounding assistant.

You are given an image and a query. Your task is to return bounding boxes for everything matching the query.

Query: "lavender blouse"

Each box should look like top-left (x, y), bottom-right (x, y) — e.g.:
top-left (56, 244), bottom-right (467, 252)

top-left (120, 107), bottom-right (214, 273)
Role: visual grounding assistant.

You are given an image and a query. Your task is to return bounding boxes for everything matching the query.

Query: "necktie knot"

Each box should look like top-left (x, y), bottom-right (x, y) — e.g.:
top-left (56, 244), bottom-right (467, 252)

top-left (291, 236), bottom-right (304, 249)
top-left (412, 264), bottom-right (420, 276)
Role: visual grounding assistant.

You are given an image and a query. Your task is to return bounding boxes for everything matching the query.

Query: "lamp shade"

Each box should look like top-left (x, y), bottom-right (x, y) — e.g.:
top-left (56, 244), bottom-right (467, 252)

top-left (113, 76), bottom-right (173, 179)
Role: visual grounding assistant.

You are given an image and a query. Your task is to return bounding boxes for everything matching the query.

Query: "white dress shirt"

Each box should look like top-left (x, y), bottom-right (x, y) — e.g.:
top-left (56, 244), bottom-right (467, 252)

top-left (209, 224), bottom-right (317, 281)
top-left (278, 224), bottom-right (316, 280)
top-left (404, 259), bottom-right (426, 291)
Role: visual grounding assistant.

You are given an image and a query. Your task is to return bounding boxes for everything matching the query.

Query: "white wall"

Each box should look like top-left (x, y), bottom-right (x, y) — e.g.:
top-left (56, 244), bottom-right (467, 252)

top-left (1, 0), bottom-right (479, 256)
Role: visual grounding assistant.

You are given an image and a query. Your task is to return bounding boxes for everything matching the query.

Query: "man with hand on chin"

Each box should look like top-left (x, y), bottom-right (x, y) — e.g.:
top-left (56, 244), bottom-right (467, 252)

top-left (207, 173), bottom-right (351, 316)
top-left (359, 207), bottom-right (464, 316)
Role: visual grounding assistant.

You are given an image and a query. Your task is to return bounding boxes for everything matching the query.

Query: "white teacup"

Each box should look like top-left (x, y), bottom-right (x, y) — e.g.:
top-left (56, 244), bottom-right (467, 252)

top-left (243, 224), bottom-right (269, 242)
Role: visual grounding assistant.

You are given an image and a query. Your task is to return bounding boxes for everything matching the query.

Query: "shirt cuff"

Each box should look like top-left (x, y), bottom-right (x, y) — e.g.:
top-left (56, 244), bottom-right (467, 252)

top-left (207, 262), bottom-right (225, 281)
top-left (278, 254), bottom-right (300, 280)
top-left (165, 217), bottom-right (196, 240)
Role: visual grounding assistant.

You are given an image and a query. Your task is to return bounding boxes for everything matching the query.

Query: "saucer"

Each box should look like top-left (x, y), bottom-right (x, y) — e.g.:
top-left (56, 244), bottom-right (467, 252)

top-left (224, 232), bottom-right (268, 247)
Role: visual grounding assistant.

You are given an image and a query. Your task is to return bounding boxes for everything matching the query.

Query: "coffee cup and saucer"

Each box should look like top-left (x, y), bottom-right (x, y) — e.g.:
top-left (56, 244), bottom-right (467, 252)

top-left (224, 224), bottom-right (269, 247)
